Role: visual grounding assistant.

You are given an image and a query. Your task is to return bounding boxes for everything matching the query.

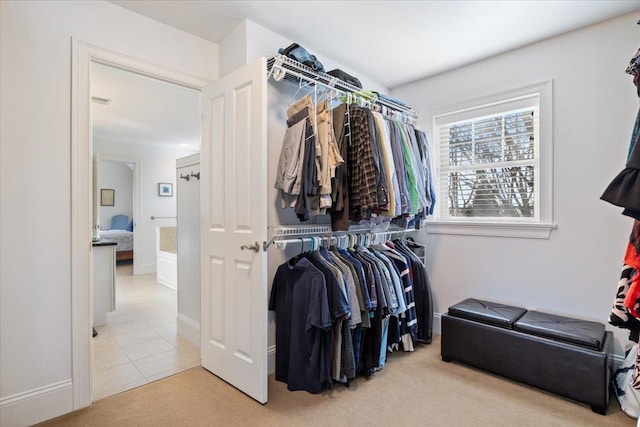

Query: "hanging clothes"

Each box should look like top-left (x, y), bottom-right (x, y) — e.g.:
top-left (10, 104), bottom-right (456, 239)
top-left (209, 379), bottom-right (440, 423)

top-left (415, 129), bottom-right (437, 216)
top-left (394, 239), bottom-right (434, 343)
top-left (601, 109), bottom-right (640, 219)
top-left (603, 46), bottom-right (640, 391)
top-left (268, 256), bottom-right (332, 393)
top-left (347, 104), bottom-right (380, 220)
top-left (274, 94), bottom-right (435, 229)
top-left (373, 112), bottom-right (401, 217)
top-left (269, 237), bottom-right (434, 393)
top-left (330, 103), bottom-right (351, 231)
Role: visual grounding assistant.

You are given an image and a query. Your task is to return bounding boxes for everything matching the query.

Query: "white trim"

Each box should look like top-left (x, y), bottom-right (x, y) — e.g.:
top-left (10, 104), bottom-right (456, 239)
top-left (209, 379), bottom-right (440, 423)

top-left (156, 250), bottom-right (178, 290)
top-left (71, 36), bottom-right (93, 412)
top-left (425, 221), bottom-right (557, 239)
top-left (0, 380), bottom-right (73, 427)
top-left (611, 353), bottom-right (625, 370)
top-left (433, 312), bottom-right (442, 336)
top-left (430, 79), bottom-right (554, 237)
top-left (176, 153), bottom-right (200, 169)
top-left (139, 262), bottom-right (157, 275)
top-left (71, 38), bottom-right (211, 412)
top-left (0, 380), bottom-right (72, 407)
top-left (431, 80), bottom-right (554, 120)
top-left (434, 94), bottom-right (539, 127)
top-left (268, 345), bottom-right (276, 375)
top-left (177, 313), bottom-right (201, 349)
top-left (99, 154), bottom-right (142, 274)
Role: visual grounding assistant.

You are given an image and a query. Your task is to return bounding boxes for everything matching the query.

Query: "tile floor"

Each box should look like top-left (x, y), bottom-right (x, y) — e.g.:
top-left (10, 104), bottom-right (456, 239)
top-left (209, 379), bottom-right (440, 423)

top-left (92, 262), bottom-right (200, 400)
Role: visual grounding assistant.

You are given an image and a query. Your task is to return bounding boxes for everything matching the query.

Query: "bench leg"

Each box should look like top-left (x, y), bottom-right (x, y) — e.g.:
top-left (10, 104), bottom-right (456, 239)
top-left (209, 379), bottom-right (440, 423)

top-left (441, 356), bottom-right (452, 362)
top-left (590, 405), bottom-right (606, 415)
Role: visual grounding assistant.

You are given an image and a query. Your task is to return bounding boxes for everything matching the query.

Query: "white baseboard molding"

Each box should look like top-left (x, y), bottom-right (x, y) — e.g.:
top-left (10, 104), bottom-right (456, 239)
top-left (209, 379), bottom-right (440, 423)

top-left (0, 380), bottom-right (73, 427)
top-left (157, 280), bottom-right (177, 291)
top-left (268, 345), bottom-right (276, 375)
top-left (156, 252), bottom-right (177, 291)
top-left (138, 262), bottom-right (156, 275)
top-left (611, 353), bottom-right (625, 370)
top-left (433, 312), bottom-right (442, 336)
top-left (177, 313), bottom-right (200, 349)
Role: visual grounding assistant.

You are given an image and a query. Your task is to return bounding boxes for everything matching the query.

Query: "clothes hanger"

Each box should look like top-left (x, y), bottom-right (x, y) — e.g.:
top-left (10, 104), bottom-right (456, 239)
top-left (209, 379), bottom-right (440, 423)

top-left (286, 78), bottom-right (313, 109)
top-left (316, 87), bottom-right (332, 104)
top-left (325, 233), bottom-right (332, 250)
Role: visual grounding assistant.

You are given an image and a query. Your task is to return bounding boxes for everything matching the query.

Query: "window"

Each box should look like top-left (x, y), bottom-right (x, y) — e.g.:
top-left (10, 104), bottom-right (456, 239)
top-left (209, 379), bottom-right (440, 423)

top-left (429, 80), bottom-right (555, 238)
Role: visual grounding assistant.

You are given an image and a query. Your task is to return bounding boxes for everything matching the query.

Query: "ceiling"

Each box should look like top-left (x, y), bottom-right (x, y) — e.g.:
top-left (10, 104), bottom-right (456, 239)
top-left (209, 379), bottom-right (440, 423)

top-left (110, 0), bottom-right (640, 88)
top-left (95, 1), bottom-right (640, 150)
top-left (91, 62), bottom-right (200, 149)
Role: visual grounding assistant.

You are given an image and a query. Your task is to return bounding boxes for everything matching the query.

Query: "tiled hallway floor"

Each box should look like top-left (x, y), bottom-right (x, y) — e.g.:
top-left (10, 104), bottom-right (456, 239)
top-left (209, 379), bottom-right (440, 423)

top-left (92, 263), bottom-right (200, 400)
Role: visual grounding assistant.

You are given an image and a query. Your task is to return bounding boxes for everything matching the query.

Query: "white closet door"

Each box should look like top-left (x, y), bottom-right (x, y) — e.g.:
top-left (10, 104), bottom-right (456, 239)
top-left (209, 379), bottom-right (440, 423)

top-left (200, 58), bottom-right (268, 404)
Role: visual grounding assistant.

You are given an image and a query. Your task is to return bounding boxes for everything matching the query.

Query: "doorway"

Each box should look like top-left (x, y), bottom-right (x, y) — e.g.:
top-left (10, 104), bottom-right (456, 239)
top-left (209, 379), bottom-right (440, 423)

top-left (90, 62), bottom-right (201, 399)
top-left (72, 41), bottom-right (269, 409)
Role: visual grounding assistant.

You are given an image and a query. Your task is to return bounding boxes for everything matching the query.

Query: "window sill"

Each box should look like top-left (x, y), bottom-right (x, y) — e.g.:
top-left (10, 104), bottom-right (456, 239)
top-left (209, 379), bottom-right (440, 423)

top-left (424, 221), bottom-right (557, 239)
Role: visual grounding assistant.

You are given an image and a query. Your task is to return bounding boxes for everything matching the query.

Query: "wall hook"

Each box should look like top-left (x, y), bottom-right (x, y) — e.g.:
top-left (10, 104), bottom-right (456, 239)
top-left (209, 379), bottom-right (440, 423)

top-left (190, 172), bottom-right (200, 180)
top-left (180, 173), bottom-right (190, 181)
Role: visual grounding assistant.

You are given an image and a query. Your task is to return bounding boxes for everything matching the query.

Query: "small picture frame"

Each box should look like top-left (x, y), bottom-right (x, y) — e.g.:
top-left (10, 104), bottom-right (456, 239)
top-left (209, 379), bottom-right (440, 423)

top-left (158, 183), bottom-right (173, 197)
top-left (100, 189), bottom-right (115, 206)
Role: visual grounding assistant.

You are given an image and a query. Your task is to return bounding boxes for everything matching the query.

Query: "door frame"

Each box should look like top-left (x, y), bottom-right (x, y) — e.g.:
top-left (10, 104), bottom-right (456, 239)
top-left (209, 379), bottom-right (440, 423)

top-left (98, 155), bottom-right (141, 274)
top-left (71, 38), bottom-right (210, 410)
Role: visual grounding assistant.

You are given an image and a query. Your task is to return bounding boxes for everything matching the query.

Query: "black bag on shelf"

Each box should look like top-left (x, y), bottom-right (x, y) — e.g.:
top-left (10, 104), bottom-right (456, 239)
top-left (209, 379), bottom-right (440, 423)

top-left (327, 69), bottom-right (362, 89)
top-left (278, 43), bottom-right (325, 72)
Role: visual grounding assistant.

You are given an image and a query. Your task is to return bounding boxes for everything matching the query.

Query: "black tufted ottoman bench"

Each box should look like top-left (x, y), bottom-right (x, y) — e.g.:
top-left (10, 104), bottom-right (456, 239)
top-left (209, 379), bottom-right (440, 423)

top-left (441, 298), bottom-right (614, 414)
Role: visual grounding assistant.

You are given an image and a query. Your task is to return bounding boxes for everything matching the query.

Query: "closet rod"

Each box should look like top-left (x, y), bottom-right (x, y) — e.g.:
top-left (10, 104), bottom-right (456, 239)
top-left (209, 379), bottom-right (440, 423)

top-left (267, 227), bottom-right (416, 251)
top-left (150, 216), bottom-right (176, 220)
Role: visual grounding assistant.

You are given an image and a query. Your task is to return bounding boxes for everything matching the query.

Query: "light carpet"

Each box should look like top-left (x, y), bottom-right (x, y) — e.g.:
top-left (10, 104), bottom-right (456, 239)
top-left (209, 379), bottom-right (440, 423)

top-left (40, 336), bottom-right (633, 426)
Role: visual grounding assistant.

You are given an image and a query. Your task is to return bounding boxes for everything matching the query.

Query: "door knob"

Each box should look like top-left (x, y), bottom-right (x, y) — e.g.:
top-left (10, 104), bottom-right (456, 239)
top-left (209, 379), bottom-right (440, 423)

top-left (240, 241), bottom-right (260, 252)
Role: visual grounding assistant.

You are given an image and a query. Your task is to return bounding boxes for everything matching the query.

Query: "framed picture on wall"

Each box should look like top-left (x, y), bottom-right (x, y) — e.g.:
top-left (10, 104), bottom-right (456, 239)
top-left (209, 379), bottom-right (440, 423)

top-left (100, 188), bottom-right (115, 206)
top-left (158, 183), bottom-right (173, 197)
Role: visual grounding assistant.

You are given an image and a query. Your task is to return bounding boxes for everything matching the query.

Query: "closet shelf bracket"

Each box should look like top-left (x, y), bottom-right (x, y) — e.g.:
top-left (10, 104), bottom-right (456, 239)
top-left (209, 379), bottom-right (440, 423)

top-left (263, 225), bottom-right (332, 252)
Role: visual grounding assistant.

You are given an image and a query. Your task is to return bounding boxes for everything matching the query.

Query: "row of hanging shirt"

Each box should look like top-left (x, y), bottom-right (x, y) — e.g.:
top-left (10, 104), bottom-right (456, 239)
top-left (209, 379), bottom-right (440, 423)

top-left (268, 237), bottom-right (433, 394)
top-left (274, 90), bottom-right (436, 231)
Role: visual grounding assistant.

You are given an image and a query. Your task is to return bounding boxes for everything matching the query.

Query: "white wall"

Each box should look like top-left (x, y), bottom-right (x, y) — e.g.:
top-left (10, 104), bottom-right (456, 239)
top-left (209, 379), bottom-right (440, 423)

top-left (244, 20), bottom-right (387, 93)
top-left (0, 1), bottom-right (218, 425)
top-left (99, 160), bottom-right (133, 229)
top-left (220, 20), bottom-right (248, 77)
top-left (95, 139), bottom-right (197, 274)
top-left (391, 12), bottom-right (640, 357)
top-left (176, 155), bottom-right (201, 347)
top-left (221, 19), bottom-right (387, 92)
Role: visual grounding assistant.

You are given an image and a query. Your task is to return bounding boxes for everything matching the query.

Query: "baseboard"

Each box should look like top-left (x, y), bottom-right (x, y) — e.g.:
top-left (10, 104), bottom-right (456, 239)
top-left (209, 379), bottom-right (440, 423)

top-left (177, 313), bottom-right (200, 348)
top-left (138, 262), bottom-right (156, 275)
top-left (268, 345), bottom-right (276, 375)
top-left (157, 279), bottom-right (177, 291)
top-left (0, 380), bottom-right (73, 427)
top-left (434, 312), bottom-right (442, 336)
top-left (611, 353), bottom-right (625, 370)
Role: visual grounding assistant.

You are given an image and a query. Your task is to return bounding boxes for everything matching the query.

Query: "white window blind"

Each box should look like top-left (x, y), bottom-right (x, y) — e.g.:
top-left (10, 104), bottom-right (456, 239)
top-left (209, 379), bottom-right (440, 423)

top-left (437, 97), bottom-right (540, 221)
